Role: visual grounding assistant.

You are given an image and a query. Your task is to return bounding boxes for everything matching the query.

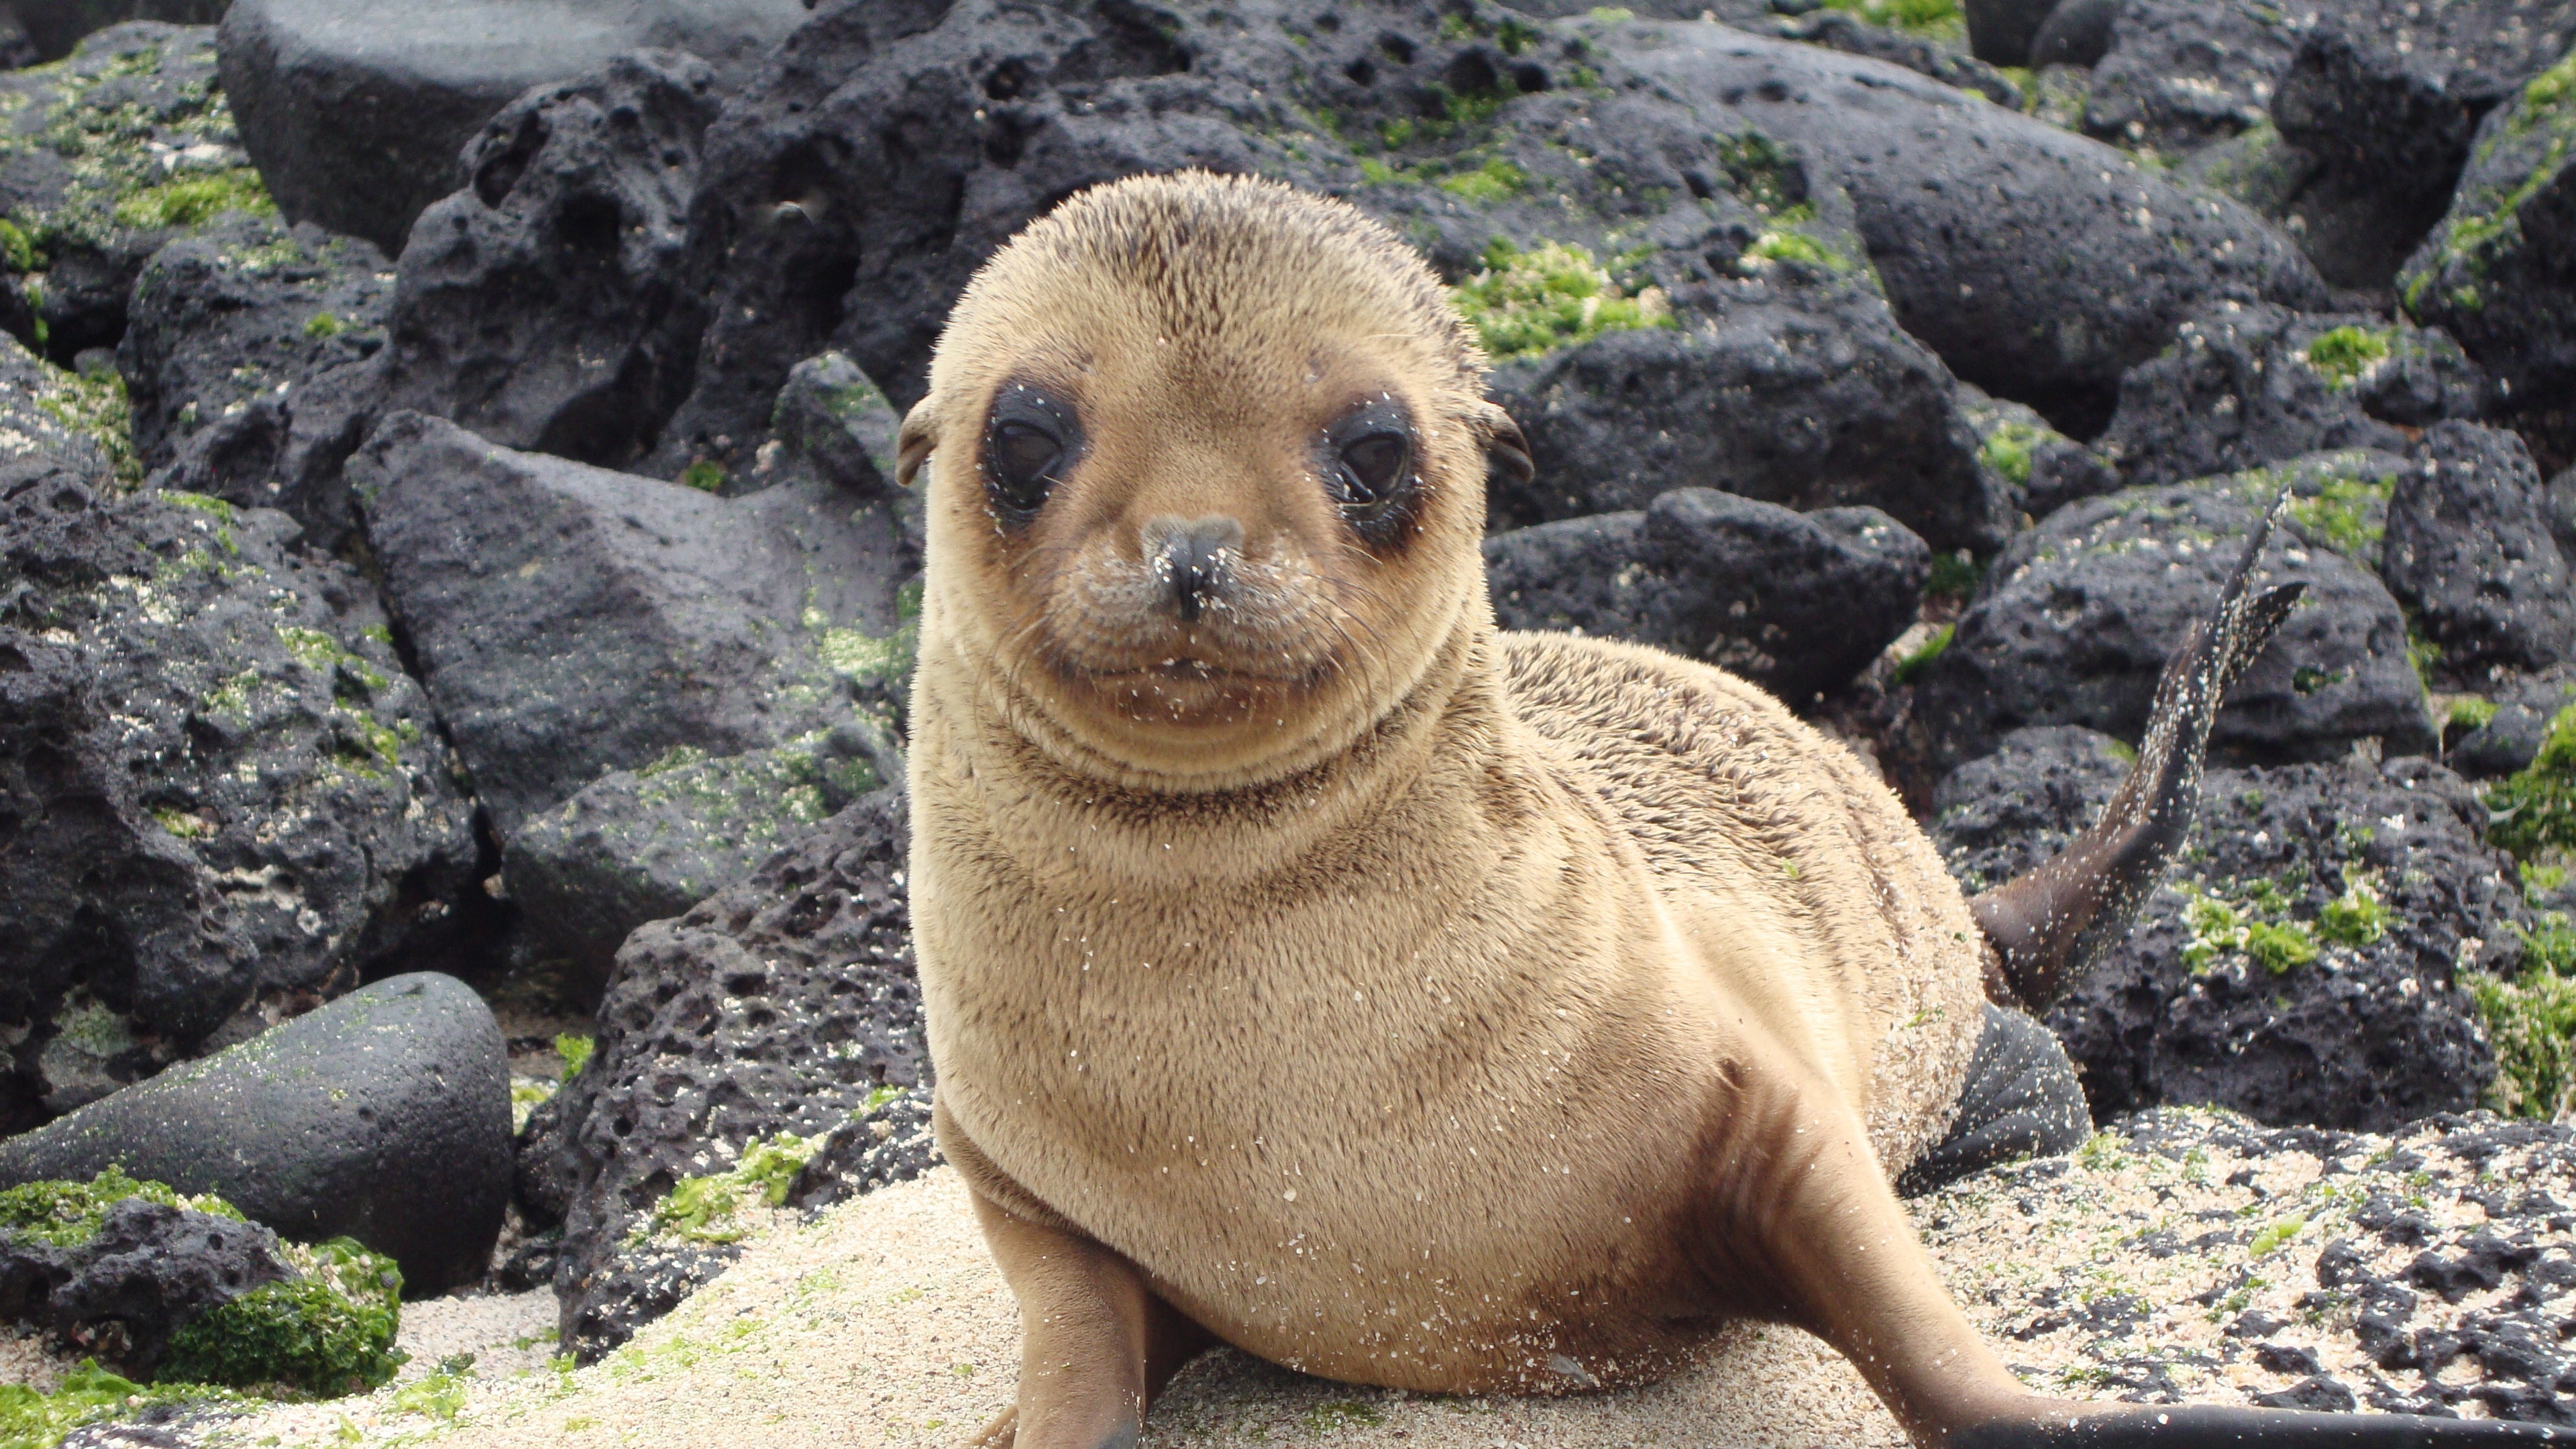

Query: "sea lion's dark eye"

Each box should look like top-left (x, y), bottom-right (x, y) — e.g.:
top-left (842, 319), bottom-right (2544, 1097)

top-left (1338, 433), bottom-right (1409, 509)
top-left (991, 424), bottom-right (1061, 504)
top-left (982, 382), bottom-right (1082, 521)
top-left (1320, 396), bottom-right (1418, 542)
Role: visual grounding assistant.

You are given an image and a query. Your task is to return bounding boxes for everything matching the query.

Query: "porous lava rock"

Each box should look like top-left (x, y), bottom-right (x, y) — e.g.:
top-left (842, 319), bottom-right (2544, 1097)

top-left (520, 788), bottom-right (927, 1358)
top-left (0, 23), bottom-right (270, 364)
top-left (0, 1196), bottom-right (290, 1377)
top-left (1482, 252), bottom-right (2011, 551)
top-left (2074, 0), bottom-right (2302, 156)
top-left (0, 973), bottom-right (512, 1295)
top-left (500, 726), bottom-right (892, 1001)
top-left (1964, 0), bottom-right (2063, 67)
top-left (350, 411), bottom-right (910, 835)
top-left (2096, 304), bottom-right (2485, 490)
top-left (2267, 19), bottom-right (2484, 294)
top-left (2400, 51), bottom-right (2576, 447)
top-left (2382, 421), bottom-right (2576, 680)
top-left (0, 328), bottom-right (107, 492)
top-left (2452, 672), bottom-right (2576, 780)
top-left (1913, 484), bottom-right (2433, 776)
top-left (644, 0), bottom-right (1995, 547)
top-left (379, 49), bottom-right (719, 472)
top-left (1483, 487), bottom-right (1929, 704)
top-left (1932, 729), bottom-right (2514, 1128)
top-left (216, 0), bottom-right (807, 256)
top-left (0, 475), bottom-right (477, 1132)
top-left (1614, 19), bottom-right (2328, 435)
top-left (117, 212), bottom-right (391, 481)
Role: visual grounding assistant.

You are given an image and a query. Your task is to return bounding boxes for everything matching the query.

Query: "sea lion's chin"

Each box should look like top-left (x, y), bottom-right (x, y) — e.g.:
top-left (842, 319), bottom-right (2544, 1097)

top-left (996, 640), bottom-right (1344, 770)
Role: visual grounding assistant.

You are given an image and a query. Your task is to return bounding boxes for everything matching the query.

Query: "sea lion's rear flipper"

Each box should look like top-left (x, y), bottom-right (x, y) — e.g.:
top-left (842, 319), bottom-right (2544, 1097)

top-left (1953, 1403), bottom-right (2563, 1445)
top-left (1968, 489), bottom-right (2307, 1011)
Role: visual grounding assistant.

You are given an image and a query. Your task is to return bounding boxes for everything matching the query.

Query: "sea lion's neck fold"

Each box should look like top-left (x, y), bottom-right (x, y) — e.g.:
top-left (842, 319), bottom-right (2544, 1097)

top-left (917, 609), bottom-right (1502, 890)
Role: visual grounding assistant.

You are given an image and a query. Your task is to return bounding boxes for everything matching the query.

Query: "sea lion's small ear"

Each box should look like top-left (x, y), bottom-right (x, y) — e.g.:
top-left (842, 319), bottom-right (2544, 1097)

top-left (1484, 412), bottom-right (1534, 488)
top-left (896, 402), bottom-right (938, 489)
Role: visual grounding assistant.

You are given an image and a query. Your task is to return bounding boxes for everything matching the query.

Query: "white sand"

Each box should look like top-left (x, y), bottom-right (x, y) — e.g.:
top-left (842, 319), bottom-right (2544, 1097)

top-left (165, 1114), bottom-right (2576, 1446)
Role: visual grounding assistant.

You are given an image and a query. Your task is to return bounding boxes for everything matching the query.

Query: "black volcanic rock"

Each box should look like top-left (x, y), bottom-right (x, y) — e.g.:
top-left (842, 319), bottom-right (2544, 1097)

top-left (1933, 731), bottom-right (2513, 1129)
top-left (1613, 19), bottom-right (2328, 436)
top-left (216, 0), bottom-right (806, 256)
top-left (378, 49), bottom-right (720, 472)
top-left (0, 973), bottom-right (511, 1295)
top-left (350, 411), bottom-right (910, 835)
top-left (523, 788), bottom-right (928, 1358)
top-left (0, 473), bottom-right (477, 1130)
top-left (1915, 483), bottom-right (2432, 775)
top-left (2383, 422), bottom-right (2576, 681)
top-left (1484, 487), bottom-right (1929, 704)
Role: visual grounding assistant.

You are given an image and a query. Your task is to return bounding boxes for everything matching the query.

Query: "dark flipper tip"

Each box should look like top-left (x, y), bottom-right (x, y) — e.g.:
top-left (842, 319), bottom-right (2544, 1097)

top-left (1972, 487), bottom-right (2305, 1010)
top-left (1954, 1404), bottom-right (2567, 1447)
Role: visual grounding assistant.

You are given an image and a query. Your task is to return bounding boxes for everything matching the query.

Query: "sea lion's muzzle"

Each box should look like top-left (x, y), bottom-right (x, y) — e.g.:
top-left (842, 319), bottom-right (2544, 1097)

top-left (1141, 514), bottom-right (1244, 624)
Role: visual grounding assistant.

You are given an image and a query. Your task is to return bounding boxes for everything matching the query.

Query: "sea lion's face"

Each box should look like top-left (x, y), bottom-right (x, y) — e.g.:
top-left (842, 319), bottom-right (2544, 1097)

top-left (903, 176), bottom-right (1525, 785)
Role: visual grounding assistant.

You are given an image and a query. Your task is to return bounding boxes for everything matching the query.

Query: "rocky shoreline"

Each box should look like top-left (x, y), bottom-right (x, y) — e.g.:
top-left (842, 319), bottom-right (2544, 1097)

top-left (4, 0), bottom-right (2576, 1439)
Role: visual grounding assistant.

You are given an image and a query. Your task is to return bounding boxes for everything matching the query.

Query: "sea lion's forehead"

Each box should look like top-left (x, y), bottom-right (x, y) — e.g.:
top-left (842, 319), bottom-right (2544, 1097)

top-left (936, 172), bottom-right (1481, 405)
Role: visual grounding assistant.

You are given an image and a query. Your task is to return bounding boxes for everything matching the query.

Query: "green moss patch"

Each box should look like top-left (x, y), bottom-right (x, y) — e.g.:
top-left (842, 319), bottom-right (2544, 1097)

top-left (2488, 704), bottom-right (2576, 858)
top-left (1892, 624), bottom-right (1953, 686)
top-left (1978, 421), bottom-right (2050, 488)
top-left (2302, 326), bottom-right (2392, 388)
top-left (555, 1033), bottom-right (595, 1081)
top-left (34, 363), bottom-right (136, 488)
top-left (1818, 0), bottom-right (1964, 40)
top-left (0, 1167), bottom-right (241, 1249)
top-left (2180, 877), bottom-right (2333, 975)
top-left (109, 169), bottom-right (273, 231)
top-left (1450, 239), bottom-right (1674, 362)
top-left (643, 1133), bottom-right (819, 1245)
top-left (0, 1362), bottom-right (235, 1449)
top-left (1436, 158), bottom-right (1525, 202)
top-left (158, 1238), bottom-right (403, 1396)
top-left (2467, 925), bottom-right (2576, 1120)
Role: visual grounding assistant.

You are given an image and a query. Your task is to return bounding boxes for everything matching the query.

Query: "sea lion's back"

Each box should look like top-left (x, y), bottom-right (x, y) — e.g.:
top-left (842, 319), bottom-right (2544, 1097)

top-left (1497, 630), bottom-right (1987, 1173)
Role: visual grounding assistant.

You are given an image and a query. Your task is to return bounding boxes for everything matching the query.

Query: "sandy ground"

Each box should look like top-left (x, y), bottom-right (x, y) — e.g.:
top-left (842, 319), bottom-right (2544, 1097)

top-left (58, 1110), bottom-right (2576, 1447)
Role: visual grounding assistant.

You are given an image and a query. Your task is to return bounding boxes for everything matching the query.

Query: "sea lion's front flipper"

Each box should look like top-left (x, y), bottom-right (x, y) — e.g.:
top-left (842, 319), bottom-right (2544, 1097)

top-left (1952, 1402), bottom-right (2565, 1444)
top-left (1969, 488), bottom-right (2307, 1010)
top-left (966, 1187), bottom-right (1212, 1449)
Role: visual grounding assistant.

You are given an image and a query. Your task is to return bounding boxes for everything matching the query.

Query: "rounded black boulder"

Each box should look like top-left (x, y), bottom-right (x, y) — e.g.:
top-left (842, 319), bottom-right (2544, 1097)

top-left (1964, 0), bottom-right (2064, 66)
top-left (1483, 488), bottom-right (1929, 705)
top-left (0, 974), bottom-right (510, 1295)
top-left (1913, 483), bottom-right (2434, 775)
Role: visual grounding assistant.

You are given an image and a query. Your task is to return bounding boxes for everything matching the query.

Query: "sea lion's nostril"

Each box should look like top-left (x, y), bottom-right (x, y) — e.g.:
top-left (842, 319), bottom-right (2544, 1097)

top-left (1148, 515), bottom-right (1244, 624)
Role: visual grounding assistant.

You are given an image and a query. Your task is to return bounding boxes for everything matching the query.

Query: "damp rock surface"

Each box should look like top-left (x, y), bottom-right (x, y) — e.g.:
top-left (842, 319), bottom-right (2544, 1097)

top-left (0, 973), bottom-right (511, 1295)
top-left (1484, 488), bottom-right (1930, 706)
top-left (0, 475), bottom-right (477, 1130)
top-left (1935, 730), bottom-right (2516, 1130)
top-left (523, 788), bottom-right (928, 1360)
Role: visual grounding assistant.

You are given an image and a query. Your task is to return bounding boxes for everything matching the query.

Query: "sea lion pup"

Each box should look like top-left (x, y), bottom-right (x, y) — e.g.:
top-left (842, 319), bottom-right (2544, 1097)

top-left (898, 172), bottom-right (2545, 1448)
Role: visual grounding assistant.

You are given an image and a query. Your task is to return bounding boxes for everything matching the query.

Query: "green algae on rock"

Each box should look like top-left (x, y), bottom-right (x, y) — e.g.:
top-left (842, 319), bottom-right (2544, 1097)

top-left (2400, 48), bottom-right (2576, 411)
top-left (0, 23), bottom-right (274, 362)
top-left (0, 1362), bottom-right (237, 1449)
top-left (1448, 239), bottom-right (1673, 362)
top-left (157, 1236), bottom-right (402, 1395)
top-left (0, 1165), bottom-right (242, 1248)
top-left (2489, 704), bottom-right (2576, 859)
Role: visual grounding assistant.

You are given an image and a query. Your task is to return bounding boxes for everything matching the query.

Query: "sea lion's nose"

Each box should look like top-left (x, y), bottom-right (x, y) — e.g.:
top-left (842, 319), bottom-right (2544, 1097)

top-left (1145, 515), bottom-right (1244, 625)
